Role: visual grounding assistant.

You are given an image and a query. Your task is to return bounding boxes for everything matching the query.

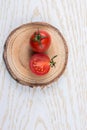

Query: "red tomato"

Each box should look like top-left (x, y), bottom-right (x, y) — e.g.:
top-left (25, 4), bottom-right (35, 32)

top-left (30, 30), bottom-right (51, 52)
top-left (29, 54), bottom-right (57, 76)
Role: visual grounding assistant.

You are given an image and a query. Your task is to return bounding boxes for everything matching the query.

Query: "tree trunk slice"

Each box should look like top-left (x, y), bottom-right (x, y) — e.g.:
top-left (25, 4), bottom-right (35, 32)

top-left (3, 22), bottom-right (68, 87)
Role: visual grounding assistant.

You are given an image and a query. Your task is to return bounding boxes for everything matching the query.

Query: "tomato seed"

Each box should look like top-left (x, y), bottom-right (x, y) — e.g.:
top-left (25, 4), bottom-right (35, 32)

top-left (41, 68), bottom-right (43, 72)
top-left (33, 64), bottom-right (36, 67)
top-left (34, 67), bottom-right (38, 70)
top-left (33, 61), bottom-right (37, 65)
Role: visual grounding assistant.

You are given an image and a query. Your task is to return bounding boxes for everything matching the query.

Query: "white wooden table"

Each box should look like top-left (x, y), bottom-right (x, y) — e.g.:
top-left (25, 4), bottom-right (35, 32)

top-left (0, 0), bottom-right (87, 130)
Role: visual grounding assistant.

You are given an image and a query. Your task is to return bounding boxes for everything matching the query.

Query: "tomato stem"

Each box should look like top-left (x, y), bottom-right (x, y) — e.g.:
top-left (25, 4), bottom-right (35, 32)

top-left (33, 29), bottom-right (48, 46)
top-left (50, 55), bottom-right (57, 67)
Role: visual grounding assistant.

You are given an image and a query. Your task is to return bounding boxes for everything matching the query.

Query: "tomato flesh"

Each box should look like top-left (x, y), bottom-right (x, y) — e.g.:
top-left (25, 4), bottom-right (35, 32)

top-left (29, 54), bottom-right (50, 75)
top-left (30, 30), bottom-right (51, 52)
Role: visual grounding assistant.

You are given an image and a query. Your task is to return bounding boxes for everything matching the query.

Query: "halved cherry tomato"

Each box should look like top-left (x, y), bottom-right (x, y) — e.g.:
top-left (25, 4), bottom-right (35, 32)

top-left (29, 53), bottom-right (57, 76)
top-left (30, 29), bottom-right (51, 52)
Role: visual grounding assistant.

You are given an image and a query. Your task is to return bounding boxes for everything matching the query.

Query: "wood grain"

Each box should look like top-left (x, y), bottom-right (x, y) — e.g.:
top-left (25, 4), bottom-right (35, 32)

top-left (0, 0), bottom-right (87, 130)
top-left (3, 22), bottom-right (68, 86)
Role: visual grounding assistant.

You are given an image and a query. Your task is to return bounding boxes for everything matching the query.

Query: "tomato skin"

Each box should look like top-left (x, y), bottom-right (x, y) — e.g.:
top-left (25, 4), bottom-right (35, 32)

top-left (30, 30), bottom-right (51, 52)
top-left (29, 54), bottom-right (50, 75)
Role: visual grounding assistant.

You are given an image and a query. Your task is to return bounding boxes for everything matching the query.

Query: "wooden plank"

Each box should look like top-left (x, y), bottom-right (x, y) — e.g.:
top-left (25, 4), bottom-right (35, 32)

top-left (0, 0), bottom-right (87, 130)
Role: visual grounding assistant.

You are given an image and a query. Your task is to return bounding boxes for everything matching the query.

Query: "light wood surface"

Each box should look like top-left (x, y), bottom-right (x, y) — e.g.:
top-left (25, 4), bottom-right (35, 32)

top-left (0, 0), bottom-right (87, 130)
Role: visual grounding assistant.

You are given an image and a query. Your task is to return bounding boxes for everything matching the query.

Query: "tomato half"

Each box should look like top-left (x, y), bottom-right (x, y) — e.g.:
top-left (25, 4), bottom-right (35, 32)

top-left (30, 30), bottom-right (51, 52)
top-left (29, 54), bottom-right (57, 76)
top-left (29, 54), bottom-right (50, 75)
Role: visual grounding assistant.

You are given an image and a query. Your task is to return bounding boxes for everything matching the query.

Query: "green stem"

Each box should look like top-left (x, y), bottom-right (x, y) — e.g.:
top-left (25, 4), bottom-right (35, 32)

top-left (33, 29), bottom-right (48, 46)
top-left (50, 55), bottom-right (57, 67)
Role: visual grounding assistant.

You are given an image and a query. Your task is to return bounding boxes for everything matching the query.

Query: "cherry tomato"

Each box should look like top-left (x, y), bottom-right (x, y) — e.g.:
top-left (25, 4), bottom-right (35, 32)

top-left (29, 54), bottom-right (57, 76)
top-left (30, 29), bottom-right (51, 52)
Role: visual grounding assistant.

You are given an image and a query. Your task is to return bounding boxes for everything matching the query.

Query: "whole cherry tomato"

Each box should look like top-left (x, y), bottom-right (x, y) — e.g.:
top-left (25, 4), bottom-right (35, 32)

top-left (30, 29), bottom-right (51, 52)
top-left (29, 53), bottom-right (57, 75)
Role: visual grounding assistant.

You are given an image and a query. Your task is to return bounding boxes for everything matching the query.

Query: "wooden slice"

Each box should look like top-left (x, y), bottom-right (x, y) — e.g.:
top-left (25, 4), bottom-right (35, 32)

top-left (3, 22), bottom-right (68, 87)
